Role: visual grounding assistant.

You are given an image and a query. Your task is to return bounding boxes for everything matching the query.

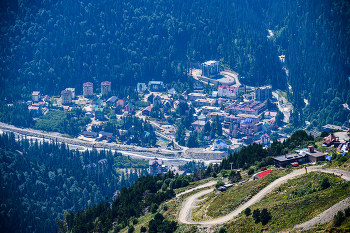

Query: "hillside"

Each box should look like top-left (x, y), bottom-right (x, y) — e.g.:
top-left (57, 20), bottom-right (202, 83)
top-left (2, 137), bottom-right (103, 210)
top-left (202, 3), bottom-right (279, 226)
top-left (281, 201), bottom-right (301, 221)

top-left (2, 0), bottom-right (349, 128)
top-left (0, 132), bottom-right (148, 232)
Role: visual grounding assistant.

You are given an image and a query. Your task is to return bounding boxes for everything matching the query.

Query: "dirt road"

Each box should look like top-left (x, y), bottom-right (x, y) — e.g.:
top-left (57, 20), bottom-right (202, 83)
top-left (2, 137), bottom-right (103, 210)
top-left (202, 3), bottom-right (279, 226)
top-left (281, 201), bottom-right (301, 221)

top-left (178, 166), bottom-right (350, 226)
top-left (176, 181), bottom-right (217, 198)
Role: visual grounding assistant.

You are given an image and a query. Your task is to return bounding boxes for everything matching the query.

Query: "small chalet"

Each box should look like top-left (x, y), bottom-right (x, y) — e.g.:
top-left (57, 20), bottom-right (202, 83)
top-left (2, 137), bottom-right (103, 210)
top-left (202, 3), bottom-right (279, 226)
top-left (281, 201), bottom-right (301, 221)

top-left (32, 91), bottom-right (41, 102)
top-left (125, 103), bottom-right (134, 113)
top-left (323, 133), bottom-right (340, 147)
top-left (116, 99), bottom-right (125, 108)
top-left (163, 101), bottom-right (172, 113)
top-left (168, 88), bottom-right (177, 97)
top-left (142, 106), bottom-right (153, 116)
top-left (153, 95), bottom-right (162, 106)
top-left (149, 158), bottom-right (168, 175)
top-left (94, 107), bottom-right (104, 120)
top-left (253, 170), bottom-right (271, 180)
top-left (43, 95), bottom-right (50, 102)
top-left (148, 81), bottom-right (164, 92)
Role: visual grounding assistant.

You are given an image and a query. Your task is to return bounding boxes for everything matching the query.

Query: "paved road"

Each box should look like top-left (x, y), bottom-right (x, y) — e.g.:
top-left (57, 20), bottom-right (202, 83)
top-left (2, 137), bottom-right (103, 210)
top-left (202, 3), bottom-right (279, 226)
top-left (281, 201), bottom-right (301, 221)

top-left (0, 122), bottom-right (224, 166)
top-left (178, 166), bottom-right (350, 226)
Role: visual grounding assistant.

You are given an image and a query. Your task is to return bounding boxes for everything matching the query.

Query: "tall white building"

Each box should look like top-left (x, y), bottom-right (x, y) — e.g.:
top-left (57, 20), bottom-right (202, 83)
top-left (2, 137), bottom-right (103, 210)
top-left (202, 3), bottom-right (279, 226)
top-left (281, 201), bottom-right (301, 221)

top-left (201, 60), bottom-right (220, 77)
top-left (101, 81), bottom-right (111, 95)
top-left (83, 82), bottom-right (93, 97)
top-left (61, 90), bottom-right (72, 105)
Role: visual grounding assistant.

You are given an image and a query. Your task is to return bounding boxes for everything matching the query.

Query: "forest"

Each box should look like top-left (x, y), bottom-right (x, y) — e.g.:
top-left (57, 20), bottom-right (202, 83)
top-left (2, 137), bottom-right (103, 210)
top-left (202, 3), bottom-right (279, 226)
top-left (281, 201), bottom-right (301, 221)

top-left (2, 0), bottom-right (349, 129)
top-left (0, 132), bottom-right (148, 233)
top-left (58, 130), bottom-right (317, 232)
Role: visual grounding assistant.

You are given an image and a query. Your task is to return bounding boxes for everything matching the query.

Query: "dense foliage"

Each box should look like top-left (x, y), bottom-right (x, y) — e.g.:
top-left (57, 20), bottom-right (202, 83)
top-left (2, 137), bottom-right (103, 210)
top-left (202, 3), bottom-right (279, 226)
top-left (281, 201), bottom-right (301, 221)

top-left (0, 0), bottom-right (286, 99)
top-left (58, 171), bottom-right (194, 232)
top-left (178, 160), bottom-right (206, 174)
top-left (0, 102), bottom-right (33, 127)
top-left (34, 108), bottom-right (91, 136)
top-left (220, 130), bottom-right (315, 170)
top-left (0, 133), bottom-right (148, 233)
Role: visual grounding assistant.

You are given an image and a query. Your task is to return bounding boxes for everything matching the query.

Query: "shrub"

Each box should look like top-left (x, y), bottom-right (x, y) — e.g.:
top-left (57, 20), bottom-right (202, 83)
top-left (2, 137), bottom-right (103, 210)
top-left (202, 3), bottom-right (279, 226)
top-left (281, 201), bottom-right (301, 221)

top-left (220, 169), bottom-right (227, 177)
top-left (252, 209), bottom-right (260, 223)
top-left (140, 226), bottom-right (147, 232)
top-left (345, 207), bottom-right (350, 217)
top-left (216, 181), bottom-right (225, 189)
top-left (333, 210), bottom-right (345, 227)
top-left (244, 208), bottom-right (251, 216)
top-left (320, 177), bottom-right (330, 190)
top-left (128, 225), bottom-right (134, 233)
top-left (247, 168), bottom-right (255, 175)
top-left (260, 208), bottom-right (271, 225)
top-left (219, 227), bottom-right (226, 233)
top-left (150, 203), bottom-right (159, 213)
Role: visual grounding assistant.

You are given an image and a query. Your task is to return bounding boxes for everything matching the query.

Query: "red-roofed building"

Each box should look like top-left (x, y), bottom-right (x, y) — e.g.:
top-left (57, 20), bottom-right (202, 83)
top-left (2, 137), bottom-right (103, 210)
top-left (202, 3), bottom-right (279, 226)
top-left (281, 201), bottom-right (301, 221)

top-left (253, 169), bottom-right (271, 180)
top-left (218, 85), bottom-right (238, 98)
top-left (116, 99), bottom-right (125, 108)
top-left (142, 106), bottom-right (152, 115)
top-left (323, 133), bottom-right (339, 146)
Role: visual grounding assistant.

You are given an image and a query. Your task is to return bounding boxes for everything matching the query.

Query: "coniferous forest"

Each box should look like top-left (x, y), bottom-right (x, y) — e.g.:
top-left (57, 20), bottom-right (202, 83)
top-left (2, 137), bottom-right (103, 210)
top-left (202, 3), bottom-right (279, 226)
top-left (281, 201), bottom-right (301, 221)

top-left (0, 132), bottom-right (148, 233)
top-left (1, 0), bottom-right (349, 128)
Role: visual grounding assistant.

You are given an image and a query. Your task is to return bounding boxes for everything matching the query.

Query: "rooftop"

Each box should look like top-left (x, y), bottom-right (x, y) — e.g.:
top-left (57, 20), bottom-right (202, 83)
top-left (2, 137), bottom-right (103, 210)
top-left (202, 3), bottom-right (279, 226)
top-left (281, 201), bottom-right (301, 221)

top-left (83, 82), bottom-right (93, 87)
top-left (101, 81), bottom-right (111, 85)
top-left (273, 153), bottom-right (307, 162)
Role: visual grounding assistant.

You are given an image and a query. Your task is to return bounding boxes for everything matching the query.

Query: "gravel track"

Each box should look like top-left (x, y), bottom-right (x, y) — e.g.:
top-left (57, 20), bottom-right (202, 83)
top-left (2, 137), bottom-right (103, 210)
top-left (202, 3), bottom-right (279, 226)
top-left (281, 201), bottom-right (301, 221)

top-left (178, 166), bottom-right (350, 227)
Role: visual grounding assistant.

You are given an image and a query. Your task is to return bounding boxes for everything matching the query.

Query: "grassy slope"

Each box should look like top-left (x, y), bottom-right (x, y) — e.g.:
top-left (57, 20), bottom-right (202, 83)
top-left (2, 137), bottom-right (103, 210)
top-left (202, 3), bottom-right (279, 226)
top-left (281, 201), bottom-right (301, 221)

top-left (118, 177), bottom-right (217, 233)
top-left (192, 170), bottom-right (291, 222)
top-left (224, 172), bottom-right (350, 233)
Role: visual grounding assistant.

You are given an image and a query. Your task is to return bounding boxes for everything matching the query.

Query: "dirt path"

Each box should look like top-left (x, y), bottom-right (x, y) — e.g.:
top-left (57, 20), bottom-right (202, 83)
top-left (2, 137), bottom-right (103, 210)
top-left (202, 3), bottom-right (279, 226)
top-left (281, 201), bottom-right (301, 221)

top-left (178, 166), bottom-right (350, 226)
top-left (176, 181), bottom-right (217, 197)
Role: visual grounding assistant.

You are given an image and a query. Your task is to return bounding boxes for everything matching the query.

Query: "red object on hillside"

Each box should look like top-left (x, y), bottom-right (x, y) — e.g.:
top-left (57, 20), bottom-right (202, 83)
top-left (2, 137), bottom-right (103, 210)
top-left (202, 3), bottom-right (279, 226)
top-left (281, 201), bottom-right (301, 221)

top-left (258, 169), bottom-right (271, 178)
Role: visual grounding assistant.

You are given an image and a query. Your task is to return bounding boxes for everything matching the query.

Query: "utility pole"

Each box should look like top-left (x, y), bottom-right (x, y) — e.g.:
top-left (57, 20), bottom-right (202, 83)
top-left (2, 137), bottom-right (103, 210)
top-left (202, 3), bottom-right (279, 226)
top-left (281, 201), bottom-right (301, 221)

top-left (230, 162), bottom-right (233, 171)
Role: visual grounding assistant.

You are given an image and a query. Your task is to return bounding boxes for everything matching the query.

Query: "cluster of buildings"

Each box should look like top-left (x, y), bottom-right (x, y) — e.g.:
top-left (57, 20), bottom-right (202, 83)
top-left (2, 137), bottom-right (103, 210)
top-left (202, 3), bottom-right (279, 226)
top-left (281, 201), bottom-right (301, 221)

top-left (272, 146), bottom-right (327, 167)
top-left (183, 85), bottom-right (275, 145)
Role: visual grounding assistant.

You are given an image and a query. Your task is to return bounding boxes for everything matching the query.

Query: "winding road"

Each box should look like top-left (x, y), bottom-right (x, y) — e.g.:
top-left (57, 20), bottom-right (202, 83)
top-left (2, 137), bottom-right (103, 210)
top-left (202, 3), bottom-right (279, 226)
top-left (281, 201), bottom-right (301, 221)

top-left (178, 166), bottom-right (350, 227)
